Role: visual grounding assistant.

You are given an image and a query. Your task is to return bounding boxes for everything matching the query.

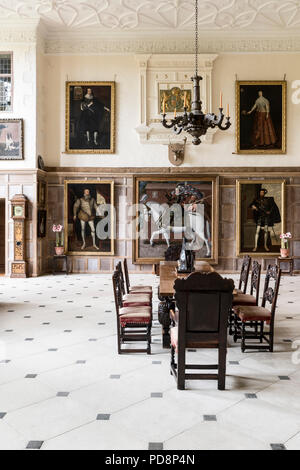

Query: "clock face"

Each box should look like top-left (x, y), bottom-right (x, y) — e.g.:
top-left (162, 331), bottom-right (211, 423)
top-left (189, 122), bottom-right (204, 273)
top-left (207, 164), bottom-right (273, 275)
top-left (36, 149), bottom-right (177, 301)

top-left (14, 205), bottom-right (24, 217)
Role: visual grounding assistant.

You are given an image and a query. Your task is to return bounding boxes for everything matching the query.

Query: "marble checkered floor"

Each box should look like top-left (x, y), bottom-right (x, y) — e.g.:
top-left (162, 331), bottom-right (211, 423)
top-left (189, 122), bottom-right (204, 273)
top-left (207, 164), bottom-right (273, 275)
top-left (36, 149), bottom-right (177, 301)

top-left (0, 273), bottom-right (300, 450)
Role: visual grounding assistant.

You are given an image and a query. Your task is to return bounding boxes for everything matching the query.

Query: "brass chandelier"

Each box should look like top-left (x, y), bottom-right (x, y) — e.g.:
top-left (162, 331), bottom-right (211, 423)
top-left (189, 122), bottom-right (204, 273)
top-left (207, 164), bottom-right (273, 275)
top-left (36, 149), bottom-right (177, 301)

top-left (161, 0), bottom-right (231, 145)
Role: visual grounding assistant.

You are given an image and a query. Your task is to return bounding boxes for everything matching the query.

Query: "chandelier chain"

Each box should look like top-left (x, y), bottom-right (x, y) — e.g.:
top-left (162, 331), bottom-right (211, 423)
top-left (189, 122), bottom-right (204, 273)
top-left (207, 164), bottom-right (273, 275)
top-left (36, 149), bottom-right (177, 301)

top-left (161, 0), bottom-right (231, 145)
top-left (195, 0), bottom-right (198, 76)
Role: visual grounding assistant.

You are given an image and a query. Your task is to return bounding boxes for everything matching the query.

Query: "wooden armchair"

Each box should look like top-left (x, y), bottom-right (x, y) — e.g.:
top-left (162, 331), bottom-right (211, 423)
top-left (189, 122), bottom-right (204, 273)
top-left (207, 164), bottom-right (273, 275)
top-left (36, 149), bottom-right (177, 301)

top-left (112, 270), bottom-right (152, 354)
top-left (233, 264), bottom-right (281, 352)
top-left (170, 271), bottom-right (234, 390)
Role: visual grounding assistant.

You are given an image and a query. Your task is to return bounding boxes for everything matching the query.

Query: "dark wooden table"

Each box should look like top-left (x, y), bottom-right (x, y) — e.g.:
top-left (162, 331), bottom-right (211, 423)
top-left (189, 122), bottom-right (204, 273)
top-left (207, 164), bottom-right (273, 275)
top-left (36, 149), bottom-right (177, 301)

top-left (158, 261), bottom-right (214, 348)
top-left (52, 255), bottom-right (69, 275)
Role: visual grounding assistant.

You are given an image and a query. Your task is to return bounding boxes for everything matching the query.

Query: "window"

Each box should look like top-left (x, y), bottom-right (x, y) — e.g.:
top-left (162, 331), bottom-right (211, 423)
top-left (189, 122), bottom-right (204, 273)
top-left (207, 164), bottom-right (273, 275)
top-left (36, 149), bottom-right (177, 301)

top-left (0, 53), bottom-right (12, 111)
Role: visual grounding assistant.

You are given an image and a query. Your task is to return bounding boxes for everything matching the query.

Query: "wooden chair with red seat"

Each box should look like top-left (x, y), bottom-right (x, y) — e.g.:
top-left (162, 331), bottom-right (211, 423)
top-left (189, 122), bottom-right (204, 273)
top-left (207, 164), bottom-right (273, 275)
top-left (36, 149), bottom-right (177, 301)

top-left (123, 259), bottom-right (152, 296)
top-left (233, 264), bottom-right (281, 353)
top-left (229, 260), bottom-right (261, 337)
top-left (228, 255), bottom-right (252, 334)
top-left (116, 262), bottom-right (151, 308)
top-left (170, 271), bottom-right (234, 390)
top-left (112, 270), bottom-right (151, 354)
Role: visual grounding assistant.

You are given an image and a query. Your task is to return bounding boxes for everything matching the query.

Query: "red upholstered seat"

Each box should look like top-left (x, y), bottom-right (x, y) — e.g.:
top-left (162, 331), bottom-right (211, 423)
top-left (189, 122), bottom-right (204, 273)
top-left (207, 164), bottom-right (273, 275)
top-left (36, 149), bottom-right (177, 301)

top-left (120, 306), bottom-right (152, 315)
top-left (122, 293), bottom-right (151, 307)
top-left (119, 306), bottom-right (152, 327)
top-left (233, 305), bottom-right (271, 322)
top-left (130, 286), bottom-right (152, 293)
top-left (232, 293), bottom-right (256, 306)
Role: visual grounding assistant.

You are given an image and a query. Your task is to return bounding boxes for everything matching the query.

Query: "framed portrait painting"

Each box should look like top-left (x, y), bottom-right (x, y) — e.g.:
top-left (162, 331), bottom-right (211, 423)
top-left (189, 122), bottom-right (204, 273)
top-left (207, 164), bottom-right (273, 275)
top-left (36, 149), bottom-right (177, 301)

top-left (0, 119), bottom-right (23, 160)
top-left (65, 82), bottom-right (115, 154)
top-left (64, 180), bottom-right (114, 255)
top-left (236, 180), bottom-right (285, 256)
top-left (133, 176), bottom-right (218, 264)
top-left (236, 81), bottom-right (286, 154)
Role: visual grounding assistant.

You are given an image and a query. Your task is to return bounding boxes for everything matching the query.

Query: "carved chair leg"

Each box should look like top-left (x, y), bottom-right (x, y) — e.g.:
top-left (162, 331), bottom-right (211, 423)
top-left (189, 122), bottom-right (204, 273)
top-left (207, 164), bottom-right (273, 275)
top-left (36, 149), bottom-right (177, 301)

top-left (241, 322), bottom-right (246, 353)
top-left (229, 310), bottom-right (234, 335)
top-left (177, 347), bottom-right (186, 390)
top-left (218, 346), bottom-right (227, 391)
top-left (171, 345), bottom-right (175, 367)
top-left (147, 325), bottom-right (151, 355)
top-left (260, 321), bottom-right (264, 343)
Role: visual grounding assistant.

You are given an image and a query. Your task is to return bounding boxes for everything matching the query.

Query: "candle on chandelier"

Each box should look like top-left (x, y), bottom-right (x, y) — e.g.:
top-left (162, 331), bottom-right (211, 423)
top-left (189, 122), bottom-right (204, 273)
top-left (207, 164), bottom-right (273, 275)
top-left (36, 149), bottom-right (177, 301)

top-left (226, 103), bottom-right (229, 117)
top-left (174, 108), bottom-right (177, 118)
top-left (220, 92), bottom-right (223, 109)
top-left (184, 92), bottom-right (187, 108)
top-left (162, 97), bottom-right (166, 114)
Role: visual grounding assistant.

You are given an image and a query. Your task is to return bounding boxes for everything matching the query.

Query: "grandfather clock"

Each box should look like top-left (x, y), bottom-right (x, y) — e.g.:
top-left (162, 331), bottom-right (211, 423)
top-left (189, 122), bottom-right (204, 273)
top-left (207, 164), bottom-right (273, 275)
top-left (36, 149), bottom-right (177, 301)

top-left (10, 194), bottom-right (28, 278)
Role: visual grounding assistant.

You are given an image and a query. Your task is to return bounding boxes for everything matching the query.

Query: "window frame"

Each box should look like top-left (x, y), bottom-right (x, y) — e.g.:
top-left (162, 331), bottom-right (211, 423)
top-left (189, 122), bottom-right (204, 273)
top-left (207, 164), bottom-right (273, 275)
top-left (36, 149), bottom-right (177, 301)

top-left (0, 51), bottom-right (13, 112)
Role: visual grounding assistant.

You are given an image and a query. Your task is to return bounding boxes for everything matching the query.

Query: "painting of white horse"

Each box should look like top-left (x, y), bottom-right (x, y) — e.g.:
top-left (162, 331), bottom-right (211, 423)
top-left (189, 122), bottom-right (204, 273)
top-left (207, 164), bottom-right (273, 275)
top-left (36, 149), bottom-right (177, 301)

top-left (134, 177), bottom-right (218, 263)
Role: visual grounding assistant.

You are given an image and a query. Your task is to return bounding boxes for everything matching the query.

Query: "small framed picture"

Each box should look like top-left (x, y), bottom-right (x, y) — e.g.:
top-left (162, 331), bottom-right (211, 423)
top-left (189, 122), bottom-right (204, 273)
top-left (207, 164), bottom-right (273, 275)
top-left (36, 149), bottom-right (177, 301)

top-left (37, 210), bottom-right (47, 238)
top-left (0, 119), bottom-right (23, 160)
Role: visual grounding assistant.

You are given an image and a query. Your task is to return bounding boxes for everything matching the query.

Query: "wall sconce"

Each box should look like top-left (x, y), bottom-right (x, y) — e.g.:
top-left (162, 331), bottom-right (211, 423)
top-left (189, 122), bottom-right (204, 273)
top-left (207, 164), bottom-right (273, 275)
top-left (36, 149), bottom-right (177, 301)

top-left (168, 136), bottom-right (187, 166)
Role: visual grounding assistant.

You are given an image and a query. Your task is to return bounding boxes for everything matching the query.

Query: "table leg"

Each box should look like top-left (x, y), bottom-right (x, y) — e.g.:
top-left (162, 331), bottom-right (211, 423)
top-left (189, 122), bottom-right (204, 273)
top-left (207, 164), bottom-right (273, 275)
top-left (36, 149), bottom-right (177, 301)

top-left (158, 297), bottom-right (175, 349)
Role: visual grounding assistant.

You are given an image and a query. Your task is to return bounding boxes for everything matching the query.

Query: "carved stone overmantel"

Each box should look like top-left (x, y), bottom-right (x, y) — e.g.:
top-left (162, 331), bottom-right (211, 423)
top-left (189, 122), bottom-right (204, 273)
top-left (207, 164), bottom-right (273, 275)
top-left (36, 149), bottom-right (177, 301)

top-left (134, 53), bottom-right (218, 145)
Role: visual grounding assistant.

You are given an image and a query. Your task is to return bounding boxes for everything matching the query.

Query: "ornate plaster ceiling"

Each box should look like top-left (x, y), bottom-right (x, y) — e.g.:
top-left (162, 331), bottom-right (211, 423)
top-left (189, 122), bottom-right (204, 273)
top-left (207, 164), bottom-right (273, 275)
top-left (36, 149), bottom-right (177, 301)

top-left (1, 0), bottom-right (300, 33)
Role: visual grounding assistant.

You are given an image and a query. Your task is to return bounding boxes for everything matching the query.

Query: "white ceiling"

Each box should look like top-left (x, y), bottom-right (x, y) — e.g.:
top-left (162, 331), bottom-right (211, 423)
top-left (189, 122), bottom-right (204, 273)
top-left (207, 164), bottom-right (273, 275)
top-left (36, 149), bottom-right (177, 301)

top-left (1, 0), bottom-right (300, 34)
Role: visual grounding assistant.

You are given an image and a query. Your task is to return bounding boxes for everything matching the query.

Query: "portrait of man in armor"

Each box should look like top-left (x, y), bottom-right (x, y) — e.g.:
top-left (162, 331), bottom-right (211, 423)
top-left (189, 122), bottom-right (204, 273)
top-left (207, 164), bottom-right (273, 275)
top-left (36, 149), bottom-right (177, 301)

top-left (65, 181), bottom-right (114, 255)
top-left (237, 181), bottom-right (285, 255)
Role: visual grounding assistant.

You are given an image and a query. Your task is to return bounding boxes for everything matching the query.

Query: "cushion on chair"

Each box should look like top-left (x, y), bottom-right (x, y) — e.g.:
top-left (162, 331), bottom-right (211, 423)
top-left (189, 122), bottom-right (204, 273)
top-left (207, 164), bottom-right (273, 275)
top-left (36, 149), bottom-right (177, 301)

top-left (119, 309), bottom-right (151, 327)
top-left (233, 305), bottom-right (271, 322)
top-left (120, 306), bottom-right (152, 315)
top-left (232, 293), bottom-right (256, 306)
top-left (123, 293), bottom-right (151, 307)
top-left (130, 286), bottom-right (152, 293)
top-left (123, 293), bottom-right (151, 302)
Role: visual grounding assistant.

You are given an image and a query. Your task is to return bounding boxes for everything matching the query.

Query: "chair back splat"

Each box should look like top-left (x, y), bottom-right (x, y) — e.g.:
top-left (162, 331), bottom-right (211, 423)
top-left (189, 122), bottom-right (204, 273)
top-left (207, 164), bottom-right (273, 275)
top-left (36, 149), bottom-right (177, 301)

top-left (250, 260), bottom-right (262, 305)
top-left (115, 261), bottom-right (126, 296)
top-left (123, 258), bottom-right (130, 294)
top-left (238, 255), bottom-right (251, 294)
top-left (171, 271), bottom-right (234, 390)
top-left (262, 264), bottom-right (281, 326)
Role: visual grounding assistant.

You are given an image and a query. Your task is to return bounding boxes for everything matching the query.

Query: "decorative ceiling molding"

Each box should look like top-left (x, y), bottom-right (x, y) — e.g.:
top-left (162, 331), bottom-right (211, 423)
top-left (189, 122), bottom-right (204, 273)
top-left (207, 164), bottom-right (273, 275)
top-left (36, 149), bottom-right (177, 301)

top-left (1, 0), bottom-right (300, 33)
top-left (1, 1), bottom-right (300, 52)
top-left (44, 35), bottom-right (300, 54)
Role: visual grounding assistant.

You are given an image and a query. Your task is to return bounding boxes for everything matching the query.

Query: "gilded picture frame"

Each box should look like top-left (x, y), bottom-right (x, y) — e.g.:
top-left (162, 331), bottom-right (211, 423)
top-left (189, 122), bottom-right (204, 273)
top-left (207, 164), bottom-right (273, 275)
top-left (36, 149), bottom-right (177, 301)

top-left (236, 81), bottom-right (287, 154)
top-left (0, 118), bottom-right (23, 160)
top-left (133, 175), bottom-right (219, 264)
top-left (65, 81), bottom-right (115, 154)
top-left (64, 180), bottom-right (114, 256)
top-left (236, 179), bottom-right (285, 257)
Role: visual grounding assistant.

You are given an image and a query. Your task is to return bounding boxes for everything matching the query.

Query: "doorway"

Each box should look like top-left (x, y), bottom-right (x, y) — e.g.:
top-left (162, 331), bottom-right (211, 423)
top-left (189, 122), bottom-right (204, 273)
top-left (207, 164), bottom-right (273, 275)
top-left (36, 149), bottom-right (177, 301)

top-left (0, 199), bottom-right (5, 274)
